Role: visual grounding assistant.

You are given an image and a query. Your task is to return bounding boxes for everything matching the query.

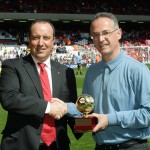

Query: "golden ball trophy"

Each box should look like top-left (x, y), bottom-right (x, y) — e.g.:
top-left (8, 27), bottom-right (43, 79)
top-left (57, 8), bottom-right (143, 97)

top-left (74, 94), bottom-right (97, 132)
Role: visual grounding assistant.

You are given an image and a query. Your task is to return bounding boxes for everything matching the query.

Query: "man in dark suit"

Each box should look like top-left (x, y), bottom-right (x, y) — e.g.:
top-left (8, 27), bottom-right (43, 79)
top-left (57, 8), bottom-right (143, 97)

top-left (0, 20), bottom-right (82, 150)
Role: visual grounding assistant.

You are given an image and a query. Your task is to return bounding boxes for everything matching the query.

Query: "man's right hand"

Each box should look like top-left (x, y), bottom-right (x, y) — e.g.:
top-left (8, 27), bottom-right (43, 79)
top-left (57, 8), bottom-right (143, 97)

top-left (49, 98), bottom-right (67, 120)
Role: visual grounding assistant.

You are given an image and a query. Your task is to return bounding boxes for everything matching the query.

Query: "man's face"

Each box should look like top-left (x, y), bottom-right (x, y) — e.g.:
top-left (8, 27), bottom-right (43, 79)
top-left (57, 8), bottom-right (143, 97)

top-left (29, 22), bottom-right (54, 62)
top-left (90, 17), bottom-right (122, 60)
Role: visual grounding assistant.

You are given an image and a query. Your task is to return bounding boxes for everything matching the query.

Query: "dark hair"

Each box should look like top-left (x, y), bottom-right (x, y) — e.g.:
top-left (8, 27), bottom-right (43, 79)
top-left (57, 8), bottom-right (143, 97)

top-left (91, 12), bottom-right (119, 29)
top-left (29, 20), bottom-right (55, 39)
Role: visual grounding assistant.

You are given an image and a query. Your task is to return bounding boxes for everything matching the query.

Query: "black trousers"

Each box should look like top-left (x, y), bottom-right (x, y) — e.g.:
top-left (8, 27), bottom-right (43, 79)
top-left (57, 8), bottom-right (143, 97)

top-left (95, 139), bottom-right (150, 150)
top-left (39, 141), bottom-right (58, 150)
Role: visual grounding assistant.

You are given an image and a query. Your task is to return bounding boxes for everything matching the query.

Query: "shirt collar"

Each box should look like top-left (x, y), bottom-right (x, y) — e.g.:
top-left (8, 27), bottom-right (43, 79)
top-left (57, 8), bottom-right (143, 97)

top-left (31, 55), bottom-right (51, 69)
top-left (102, 51), bottom-right (124, 71)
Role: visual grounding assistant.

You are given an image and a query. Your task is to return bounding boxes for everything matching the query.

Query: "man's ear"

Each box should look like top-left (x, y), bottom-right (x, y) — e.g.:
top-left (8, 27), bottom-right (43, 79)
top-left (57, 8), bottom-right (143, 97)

top-left (117, 28), bottom-right (122, 40)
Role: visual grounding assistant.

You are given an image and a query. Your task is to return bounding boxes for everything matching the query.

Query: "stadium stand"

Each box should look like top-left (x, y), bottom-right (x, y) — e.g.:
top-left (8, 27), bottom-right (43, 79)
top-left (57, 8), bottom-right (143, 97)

top-left (0, 0), bottom-right (150, 15)
top-left (0, 0), bottom-right (149, 67)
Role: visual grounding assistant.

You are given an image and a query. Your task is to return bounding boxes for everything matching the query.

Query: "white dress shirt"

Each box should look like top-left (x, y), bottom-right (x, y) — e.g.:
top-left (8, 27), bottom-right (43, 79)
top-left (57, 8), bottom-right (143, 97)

top-left (31, 55), bottom-right (52, 114)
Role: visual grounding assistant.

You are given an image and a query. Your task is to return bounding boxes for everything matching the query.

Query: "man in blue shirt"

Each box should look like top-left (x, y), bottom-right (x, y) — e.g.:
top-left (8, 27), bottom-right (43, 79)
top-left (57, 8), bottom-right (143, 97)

top-left (81, 12), bottom-right (150, 150)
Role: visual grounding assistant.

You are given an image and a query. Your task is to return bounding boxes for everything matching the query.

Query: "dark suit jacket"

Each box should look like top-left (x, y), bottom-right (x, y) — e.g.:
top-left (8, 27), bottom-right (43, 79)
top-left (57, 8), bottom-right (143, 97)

top-left (0, 54), bottom-right (81, 150)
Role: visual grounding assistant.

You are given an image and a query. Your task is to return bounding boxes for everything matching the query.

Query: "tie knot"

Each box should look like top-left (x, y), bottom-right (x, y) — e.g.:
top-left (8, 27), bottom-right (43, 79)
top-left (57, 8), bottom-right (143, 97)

top-left (38, 62), bottom-right (46, 69)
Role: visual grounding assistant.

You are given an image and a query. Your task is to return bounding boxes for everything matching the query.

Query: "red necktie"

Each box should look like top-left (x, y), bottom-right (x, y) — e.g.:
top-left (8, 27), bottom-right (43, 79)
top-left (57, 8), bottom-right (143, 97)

top-left (38, 62), bottom-right (56, 146)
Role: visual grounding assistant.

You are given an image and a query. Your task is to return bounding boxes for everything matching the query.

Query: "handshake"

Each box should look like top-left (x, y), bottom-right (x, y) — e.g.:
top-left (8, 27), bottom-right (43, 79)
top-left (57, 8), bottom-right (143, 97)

top-left (49, 98), bottom-right (68, 120)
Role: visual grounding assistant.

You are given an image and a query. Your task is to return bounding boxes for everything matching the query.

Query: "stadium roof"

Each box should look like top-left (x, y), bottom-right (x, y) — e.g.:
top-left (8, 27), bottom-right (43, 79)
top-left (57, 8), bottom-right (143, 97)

top-left (0, 13), bottom-right (150, 23)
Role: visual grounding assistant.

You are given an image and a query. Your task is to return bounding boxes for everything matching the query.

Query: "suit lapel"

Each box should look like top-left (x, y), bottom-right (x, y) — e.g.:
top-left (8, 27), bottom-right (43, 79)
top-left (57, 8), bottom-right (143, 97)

top-left (22, 55), bottom-right (44, 99)
top-left (51, 60), bottom-right (61, 97)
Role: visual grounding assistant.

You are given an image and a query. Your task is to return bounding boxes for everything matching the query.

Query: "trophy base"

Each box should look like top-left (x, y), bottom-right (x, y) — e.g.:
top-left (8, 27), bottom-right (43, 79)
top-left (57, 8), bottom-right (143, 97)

top-left (74, 117), bottom-right (97, 132)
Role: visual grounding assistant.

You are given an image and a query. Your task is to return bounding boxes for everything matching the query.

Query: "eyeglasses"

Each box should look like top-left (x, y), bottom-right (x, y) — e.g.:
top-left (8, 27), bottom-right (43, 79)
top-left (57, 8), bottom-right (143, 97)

top-left (91, 29), bottom-right (119, 40)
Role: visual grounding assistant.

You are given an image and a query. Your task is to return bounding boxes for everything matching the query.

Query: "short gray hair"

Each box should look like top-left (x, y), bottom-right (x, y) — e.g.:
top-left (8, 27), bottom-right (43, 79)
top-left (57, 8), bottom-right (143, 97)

top-left (91, 12), bottom-right (119, 29)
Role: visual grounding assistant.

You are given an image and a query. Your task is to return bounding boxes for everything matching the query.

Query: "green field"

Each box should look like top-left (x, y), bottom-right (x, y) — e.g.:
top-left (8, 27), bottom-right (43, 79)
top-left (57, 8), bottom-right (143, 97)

top-left (0, 66), bottom-right (150, 149)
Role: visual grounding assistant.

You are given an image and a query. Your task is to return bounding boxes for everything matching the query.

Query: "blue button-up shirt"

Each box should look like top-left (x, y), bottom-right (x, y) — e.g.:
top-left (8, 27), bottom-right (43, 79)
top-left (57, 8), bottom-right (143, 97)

top-left (82, 51), bottom-right (150, 144)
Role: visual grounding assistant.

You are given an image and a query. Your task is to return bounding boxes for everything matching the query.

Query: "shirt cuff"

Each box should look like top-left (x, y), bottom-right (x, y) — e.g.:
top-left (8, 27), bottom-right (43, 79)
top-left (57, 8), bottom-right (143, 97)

top-left (67, 103), bottom-right (83, 118)
top-left (107, 112), bottom-right (118, 125)
top-left (45, 102), bottom-right (50, 114)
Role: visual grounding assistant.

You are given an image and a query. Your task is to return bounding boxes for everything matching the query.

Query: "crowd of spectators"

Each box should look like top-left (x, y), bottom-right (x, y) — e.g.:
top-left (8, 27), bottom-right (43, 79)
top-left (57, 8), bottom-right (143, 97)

top-left (0, 39), bottom-right (149, 71)
top-left (0, 0), bottom-right (150, 73)
top-left (1, 27), bottom-right (149, 47)
top-left (0, 27), bottom-right (150, 53)
top-left (0, 24), bottom-right (150, 69)
top-left (33, 29), bottom-right (150, 47)
top-left (0, 0), bottom-right (150, 15)
top-left (0, 45), bottom-right (28, 71)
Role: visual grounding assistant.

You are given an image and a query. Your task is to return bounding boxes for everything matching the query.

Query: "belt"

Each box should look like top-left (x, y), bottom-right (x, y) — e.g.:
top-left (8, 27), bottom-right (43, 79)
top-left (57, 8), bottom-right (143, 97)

top-left (39, 141), bottom-right (57, 150)
top-left (96, 139), bottom-right (147, 150)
